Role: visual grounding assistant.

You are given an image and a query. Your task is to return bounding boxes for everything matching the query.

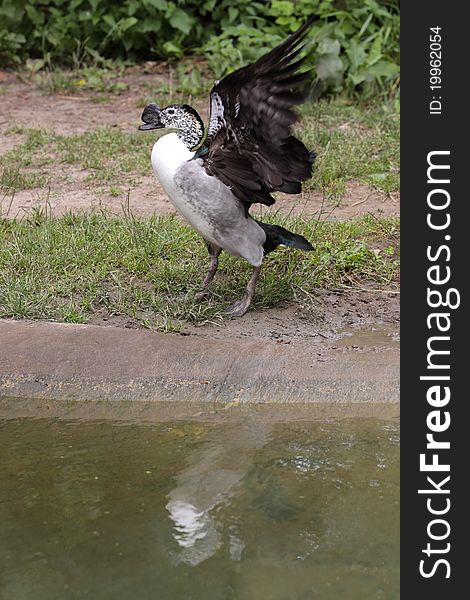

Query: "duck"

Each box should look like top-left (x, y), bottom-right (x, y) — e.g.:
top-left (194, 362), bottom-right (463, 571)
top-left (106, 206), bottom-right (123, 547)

top-left (139, 17), bottom-right (317, 317)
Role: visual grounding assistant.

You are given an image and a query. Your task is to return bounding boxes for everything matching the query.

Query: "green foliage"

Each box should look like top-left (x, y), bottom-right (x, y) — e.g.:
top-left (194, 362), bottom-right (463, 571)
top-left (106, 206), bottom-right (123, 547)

top-left (0, 212), bottom-right (399, 328)
top-left (0, 0), bottom-right (399, 99)
top-left (0, 0), bottom-right (220, 65)
top-left (204, 0), bottom-right (400, 100)
top-left (0, 29), bottom-right (25, 65)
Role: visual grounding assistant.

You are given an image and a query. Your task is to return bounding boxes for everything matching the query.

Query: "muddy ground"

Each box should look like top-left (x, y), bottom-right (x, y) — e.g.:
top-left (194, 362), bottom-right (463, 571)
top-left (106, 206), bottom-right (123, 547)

top-left (86, 286), bottom-right (400, 352)
top-left (0, 69), bottom-right (399, 342)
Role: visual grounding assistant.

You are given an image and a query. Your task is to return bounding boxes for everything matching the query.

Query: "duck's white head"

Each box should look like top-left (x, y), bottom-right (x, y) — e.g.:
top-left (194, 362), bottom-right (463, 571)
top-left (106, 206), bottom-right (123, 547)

top-left (139, 103), bottom-right (205, 151)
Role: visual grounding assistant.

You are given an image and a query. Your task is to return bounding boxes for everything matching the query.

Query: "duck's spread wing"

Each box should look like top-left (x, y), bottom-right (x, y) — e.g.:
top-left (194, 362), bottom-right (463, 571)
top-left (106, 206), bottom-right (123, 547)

top-left (202, 16), bottom-right (316, 210)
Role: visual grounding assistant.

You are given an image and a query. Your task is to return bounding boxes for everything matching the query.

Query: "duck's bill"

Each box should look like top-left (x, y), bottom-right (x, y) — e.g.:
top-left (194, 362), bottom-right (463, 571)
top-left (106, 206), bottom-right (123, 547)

top-left (139, 103), bottom-right (164, 131)
top-left (139, 122), bottom-right (164, 131)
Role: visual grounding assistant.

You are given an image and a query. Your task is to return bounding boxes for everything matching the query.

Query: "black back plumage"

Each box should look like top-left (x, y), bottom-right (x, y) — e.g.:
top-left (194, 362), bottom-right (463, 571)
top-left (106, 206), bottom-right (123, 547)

top-left (201, 16), bottom-right (316, 213)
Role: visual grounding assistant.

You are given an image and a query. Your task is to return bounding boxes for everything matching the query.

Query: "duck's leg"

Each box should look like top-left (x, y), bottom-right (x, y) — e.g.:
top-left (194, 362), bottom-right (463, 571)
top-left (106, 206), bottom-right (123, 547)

top-left (226, 265), bottom-right (261, 318)
top-left (195, 242), bottom-right (222, 301)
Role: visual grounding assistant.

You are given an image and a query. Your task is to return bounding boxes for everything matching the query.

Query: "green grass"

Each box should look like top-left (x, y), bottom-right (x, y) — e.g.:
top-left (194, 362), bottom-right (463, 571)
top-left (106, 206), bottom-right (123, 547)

top-left (0, 99), bottom-right (399, 201)
top-left (299, 99), bottom-right (400, 200)
top-left (0, 212), bottom-right (399, 331)
top-left (0, 128), bottom-right (56, 191)
top-left (22, 65), bottom-right (130, 97)
top-left (0, 126), bottom-right (151, 192)
top-left (57, 128), bottom-right (150, 183)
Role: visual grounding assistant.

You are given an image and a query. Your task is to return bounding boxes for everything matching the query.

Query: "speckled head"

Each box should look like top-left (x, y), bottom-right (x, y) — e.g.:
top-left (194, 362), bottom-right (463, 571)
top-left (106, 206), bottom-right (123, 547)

top-left (139, 103), bottom-right (205, 151)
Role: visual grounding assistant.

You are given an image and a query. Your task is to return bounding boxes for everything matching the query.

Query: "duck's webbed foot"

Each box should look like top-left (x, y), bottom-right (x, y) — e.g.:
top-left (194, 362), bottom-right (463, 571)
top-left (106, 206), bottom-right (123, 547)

top-left (226, 265), bottom-right (261, 318)
top-left (194, 242), bottom-right (222, 301)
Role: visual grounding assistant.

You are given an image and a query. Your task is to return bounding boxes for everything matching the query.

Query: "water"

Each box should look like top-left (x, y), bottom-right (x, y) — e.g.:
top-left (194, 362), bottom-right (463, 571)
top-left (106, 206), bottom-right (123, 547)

top-left (0, 415), bottom-right (399, 600)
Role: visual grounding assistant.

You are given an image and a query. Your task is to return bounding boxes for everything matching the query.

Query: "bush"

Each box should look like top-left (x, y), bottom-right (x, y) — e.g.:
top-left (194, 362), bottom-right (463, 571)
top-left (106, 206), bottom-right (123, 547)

top-left (203, 0), bottom-right (400, 99)
top-left (0, 0), bottom-right (399, 99)
top-left (0, 0), bottom-right (213, 65)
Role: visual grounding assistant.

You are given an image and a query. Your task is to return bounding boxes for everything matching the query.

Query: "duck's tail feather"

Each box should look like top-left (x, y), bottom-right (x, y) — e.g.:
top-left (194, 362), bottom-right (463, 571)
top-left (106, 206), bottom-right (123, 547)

top-left (255, 220), bottom-right (314, 255)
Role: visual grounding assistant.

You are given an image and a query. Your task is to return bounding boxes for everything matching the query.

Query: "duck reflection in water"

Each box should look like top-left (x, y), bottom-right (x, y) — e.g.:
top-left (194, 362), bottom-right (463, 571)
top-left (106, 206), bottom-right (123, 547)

top-left (165, 420), bottom-right (271, 566)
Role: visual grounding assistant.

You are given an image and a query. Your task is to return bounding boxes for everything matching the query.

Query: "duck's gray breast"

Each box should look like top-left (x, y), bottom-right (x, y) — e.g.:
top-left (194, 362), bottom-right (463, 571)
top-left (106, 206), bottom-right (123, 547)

top-left (174, 159), bottom-right (266, 266)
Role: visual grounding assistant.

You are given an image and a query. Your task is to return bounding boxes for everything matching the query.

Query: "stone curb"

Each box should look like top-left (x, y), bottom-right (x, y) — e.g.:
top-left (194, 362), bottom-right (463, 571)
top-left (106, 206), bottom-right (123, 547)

top-left (0, 319), bottom-right (399, 405)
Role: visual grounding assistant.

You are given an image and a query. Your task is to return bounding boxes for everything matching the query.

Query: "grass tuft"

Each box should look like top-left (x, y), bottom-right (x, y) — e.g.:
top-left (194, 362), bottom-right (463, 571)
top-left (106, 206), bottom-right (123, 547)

top-left (299, 99), bottom-right (400, 200)
top-left (0, 212), bottom-right (399, 330)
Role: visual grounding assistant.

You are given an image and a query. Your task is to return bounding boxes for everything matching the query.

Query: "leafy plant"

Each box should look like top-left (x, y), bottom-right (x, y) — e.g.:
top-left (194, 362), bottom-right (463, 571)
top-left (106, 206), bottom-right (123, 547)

top-left (0, 29), bottom-right (25, 65)
top-left (203, 0), bottom-right (399, 99)
top-left (0, 0), bottom-right (399, 100)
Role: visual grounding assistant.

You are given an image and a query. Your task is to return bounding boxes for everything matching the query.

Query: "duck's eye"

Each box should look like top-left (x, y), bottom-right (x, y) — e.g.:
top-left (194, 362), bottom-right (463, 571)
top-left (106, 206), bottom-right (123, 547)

top-left (167, 109), bottom-right (175, 115)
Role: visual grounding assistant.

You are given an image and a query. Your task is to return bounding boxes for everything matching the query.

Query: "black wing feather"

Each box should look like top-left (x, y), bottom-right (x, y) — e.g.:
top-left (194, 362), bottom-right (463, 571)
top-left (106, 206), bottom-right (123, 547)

top-left (202, 16), bottom-right (317, 212)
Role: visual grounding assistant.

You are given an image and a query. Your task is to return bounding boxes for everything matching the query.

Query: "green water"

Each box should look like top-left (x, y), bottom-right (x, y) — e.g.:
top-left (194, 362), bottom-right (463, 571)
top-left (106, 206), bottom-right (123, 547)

top-left (0, 416), bottom-right (399, 600)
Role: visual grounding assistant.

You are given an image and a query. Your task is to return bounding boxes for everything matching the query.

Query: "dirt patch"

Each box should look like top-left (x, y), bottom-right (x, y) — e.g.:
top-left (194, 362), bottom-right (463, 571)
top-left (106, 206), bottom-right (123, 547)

top-left (0, 78), bottom-right (143, 136)
top-left (2, 177), bottom-right (398, 221)
top-left (87, 285), bottom-right (400, 357)
top-left (181, 286), bottom-right (399, 351)
top-left (0, 67), bottom-right (206, 136)
top-left (1, 73), bottom-right (399, 220)
top-left (2, 175), bottom-right (177, 219)
top-left (262, 183), bottom-right (399, 221)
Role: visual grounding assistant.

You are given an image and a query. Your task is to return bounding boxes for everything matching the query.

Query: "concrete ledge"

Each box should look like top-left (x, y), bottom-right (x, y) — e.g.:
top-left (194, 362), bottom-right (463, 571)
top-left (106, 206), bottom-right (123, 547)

top-left (0, 319), bottom-right (399, 405)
